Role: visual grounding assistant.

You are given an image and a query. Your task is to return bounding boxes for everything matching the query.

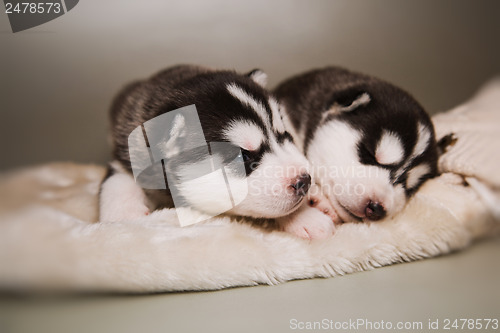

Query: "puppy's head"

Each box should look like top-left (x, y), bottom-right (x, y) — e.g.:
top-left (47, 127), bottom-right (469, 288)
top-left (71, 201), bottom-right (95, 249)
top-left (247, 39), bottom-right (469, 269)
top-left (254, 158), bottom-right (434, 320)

top-left (308, 82), bottom-right (438, 223)
top-left (161, 69), bottom-right (311, 218)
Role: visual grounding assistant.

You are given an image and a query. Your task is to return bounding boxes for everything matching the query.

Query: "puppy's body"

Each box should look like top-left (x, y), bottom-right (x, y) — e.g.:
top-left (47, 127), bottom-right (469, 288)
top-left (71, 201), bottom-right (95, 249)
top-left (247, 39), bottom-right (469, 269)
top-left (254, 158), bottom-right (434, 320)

top-left (275, 67), bottom-right (438, 227)
top-left (100, 65), bottom-right (311, 223)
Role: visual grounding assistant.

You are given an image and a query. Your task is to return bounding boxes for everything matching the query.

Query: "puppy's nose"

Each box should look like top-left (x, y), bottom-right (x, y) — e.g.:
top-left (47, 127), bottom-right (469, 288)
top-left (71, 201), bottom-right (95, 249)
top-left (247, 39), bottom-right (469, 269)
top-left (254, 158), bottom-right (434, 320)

top-left (291, 174), bottom-right (311, 196)
top-left (365, 201), bottom-right (386, 221)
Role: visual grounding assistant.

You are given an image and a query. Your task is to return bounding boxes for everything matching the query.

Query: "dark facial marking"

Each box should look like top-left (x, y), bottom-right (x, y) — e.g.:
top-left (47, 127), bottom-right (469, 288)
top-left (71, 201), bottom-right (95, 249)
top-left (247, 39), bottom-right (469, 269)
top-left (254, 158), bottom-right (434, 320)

top-left (276, 131), bottom-right (294, 144)
top-left (240, 142), bottom-right (270, 175)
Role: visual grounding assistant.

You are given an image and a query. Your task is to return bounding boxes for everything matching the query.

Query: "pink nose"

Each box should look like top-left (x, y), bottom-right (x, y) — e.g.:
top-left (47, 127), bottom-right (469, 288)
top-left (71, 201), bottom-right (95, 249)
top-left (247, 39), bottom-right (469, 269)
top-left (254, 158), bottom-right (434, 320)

top-left (365, 201), bottom-right (386, 221)
top-left (291, 174), bottom-right (311, 196)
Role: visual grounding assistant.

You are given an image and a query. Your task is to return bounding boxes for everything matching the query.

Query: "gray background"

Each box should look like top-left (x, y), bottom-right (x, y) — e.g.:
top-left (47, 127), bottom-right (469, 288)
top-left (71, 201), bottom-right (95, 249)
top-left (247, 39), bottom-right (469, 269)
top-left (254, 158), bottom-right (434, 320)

top-left (1, 2), bottom-right (499, 332)
top-left (1, 0), bottom-right (499, 170)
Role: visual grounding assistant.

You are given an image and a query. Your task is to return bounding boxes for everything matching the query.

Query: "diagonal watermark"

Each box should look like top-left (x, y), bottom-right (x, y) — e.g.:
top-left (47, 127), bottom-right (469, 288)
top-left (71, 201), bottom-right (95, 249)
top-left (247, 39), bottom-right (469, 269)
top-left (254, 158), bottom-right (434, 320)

top-left (3, 0), bottom-right (79, 33)
top-left (128, 104), bottom-right (248, 227)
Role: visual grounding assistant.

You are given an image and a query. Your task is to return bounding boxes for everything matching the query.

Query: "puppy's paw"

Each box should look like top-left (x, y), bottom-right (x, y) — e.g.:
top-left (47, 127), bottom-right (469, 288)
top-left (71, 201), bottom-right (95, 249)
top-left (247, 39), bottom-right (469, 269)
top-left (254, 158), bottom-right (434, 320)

top-left (278, 205), bottom-right (336, 240)
top-left (99, 170), bottom-right (151, 223)
top-left (307, 190), bottom-right (341, 225)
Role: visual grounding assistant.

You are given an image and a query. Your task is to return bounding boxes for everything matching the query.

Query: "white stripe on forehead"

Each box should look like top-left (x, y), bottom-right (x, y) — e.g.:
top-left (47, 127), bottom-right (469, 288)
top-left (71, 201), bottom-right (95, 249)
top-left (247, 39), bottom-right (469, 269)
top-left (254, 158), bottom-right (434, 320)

top-left (269, 97), bottom-right (285, 134)
top-left (222, 120), bottom-right (265, 151)
top-left (226, 83), bottom-right (270, 127)
top-left (375, 130), bottom-right (405, 165)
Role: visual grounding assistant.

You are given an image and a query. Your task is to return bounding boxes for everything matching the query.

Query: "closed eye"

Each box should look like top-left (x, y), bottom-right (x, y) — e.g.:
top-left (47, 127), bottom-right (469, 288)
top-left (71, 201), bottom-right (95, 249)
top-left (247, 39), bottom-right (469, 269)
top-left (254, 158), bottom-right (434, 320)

top-left (241, 148), bottom-right (261, 165)
top-left (238, 143), bottom-right (269, 175)
top-left (358, 143), bottom-right (377, 165)
top-left (239, 148), bottom-right (262, 175)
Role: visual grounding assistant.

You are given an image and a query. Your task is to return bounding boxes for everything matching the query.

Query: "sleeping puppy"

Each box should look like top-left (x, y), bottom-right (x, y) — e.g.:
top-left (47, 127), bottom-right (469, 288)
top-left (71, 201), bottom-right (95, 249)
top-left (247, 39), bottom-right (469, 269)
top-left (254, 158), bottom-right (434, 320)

top-left (99, 65), bottom-right (312, 226)
top-left (274, 66), bottom-right (438, 238)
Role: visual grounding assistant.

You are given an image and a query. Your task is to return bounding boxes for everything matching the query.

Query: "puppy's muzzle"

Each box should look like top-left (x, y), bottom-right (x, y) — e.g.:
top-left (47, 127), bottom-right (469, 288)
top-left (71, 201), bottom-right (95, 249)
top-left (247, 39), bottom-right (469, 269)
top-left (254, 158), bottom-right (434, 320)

top-left (291, 174), bottom-right (312, 196)
top-left (365, 201), bottom-right (386, 221)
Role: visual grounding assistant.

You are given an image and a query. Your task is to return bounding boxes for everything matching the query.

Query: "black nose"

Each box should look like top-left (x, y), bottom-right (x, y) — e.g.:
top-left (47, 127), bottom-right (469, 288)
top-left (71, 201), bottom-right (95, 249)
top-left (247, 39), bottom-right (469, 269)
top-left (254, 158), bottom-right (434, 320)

top-left (365, 201), bottom-right (386, 221)
top-left (291, 174), bottom-right (311, 196)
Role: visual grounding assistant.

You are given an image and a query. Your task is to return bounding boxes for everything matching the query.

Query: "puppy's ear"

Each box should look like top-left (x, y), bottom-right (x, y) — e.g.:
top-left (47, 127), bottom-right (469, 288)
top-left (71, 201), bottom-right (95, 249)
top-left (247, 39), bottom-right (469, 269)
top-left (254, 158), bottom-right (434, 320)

top-left (436, 133), bottom-right (457, 156)
top-left (320, 88), bottom-right (371, 125)
top-left (326, 88), bottom-right (371, 113)
top-left (246, 69), bottom-right (268, 88)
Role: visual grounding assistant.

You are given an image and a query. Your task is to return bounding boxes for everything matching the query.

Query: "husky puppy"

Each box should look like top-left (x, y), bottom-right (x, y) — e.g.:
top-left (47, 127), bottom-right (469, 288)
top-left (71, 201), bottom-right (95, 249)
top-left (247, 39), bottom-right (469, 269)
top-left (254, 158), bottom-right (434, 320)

top-left (99, 65), bottom-right (312, 224)
top-left (274, 67), bottom-right (438, 236)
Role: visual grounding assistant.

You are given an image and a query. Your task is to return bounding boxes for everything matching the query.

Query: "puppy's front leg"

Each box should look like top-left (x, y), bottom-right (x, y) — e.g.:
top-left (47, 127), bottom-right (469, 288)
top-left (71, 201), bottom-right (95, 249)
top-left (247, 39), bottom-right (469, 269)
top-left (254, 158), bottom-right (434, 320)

top-left (307, 187), bottom-right (340, 223)
top-left (276, 203), bottom-right (336, 240)
top-left (99, 162), bottom-right (150, 222)
top-left (276, 184), bottom-right (340, 240)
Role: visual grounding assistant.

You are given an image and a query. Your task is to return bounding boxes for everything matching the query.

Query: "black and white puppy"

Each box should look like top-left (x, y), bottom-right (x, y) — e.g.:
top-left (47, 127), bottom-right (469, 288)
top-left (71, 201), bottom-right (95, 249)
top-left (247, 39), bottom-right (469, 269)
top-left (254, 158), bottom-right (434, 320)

top-left (274, 66), bottom-right (438, 235)
top-left (99, 65), bottom-right (311, 224)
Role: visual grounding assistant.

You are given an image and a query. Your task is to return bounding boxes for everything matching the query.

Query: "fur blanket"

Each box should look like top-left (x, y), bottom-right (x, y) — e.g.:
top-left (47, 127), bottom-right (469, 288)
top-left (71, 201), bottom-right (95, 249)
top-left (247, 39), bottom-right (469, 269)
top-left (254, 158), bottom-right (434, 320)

top-left (1, 80), bottom-right (499, 293)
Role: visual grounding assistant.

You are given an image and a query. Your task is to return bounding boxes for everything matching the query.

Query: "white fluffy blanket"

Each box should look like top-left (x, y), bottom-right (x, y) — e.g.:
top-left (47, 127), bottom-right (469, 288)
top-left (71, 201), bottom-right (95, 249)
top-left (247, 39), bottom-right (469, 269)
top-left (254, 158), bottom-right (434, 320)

top-left (1, 80), bottom-right (499, 293)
